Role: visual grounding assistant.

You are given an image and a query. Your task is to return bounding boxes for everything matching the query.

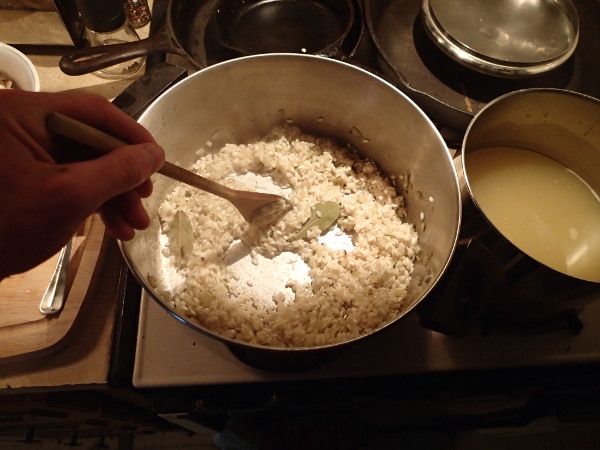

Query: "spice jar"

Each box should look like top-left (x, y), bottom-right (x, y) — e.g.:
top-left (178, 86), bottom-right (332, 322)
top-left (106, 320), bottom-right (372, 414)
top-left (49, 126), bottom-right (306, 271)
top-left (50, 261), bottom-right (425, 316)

top-left (74, 0), bottom-right (145, 79)
top-left (121, 0), bottom-right (152, 28)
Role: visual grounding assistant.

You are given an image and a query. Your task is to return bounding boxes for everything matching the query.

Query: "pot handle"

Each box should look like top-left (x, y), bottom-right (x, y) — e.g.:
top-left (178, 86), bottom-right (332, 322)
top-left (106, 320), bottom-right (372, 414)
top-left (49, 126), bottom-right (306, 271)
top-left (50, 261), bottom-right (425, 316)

top-left (59, 29), bottom-right (177, 76)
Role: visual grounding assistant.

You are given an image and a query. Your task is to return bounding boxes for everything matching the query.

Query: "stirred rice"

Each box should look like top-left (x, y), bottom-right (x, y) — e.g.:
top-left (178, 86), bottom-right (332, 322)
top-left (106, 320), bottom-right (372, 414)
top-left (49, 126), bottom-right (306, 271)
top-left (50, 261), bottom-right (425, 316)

top-left (157, 125), bottom-right (419, 347)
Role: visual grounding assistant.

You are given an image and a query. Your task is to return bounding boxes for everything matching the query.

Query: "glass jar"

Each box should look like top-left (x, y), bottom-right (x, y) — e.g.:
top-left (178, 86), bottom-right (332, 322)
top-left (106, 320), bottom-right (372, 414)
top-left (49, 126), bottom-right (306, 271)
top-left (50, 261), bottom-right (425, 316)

top-left (121, 0), bottom-right (152, 28)
top-left (85, 23), bottom-right (146, 79)
top-left (75, 0), bottom-right (146, 79)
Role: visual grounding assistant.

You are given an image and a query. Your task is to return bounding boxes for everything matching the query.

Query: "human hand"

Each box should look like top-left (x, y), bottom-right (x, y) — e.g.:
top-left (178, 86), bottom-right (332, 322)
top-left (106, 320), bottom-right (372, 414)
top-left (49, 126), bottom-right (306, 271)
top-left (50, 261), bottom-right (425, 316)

top-left (0, 89), bottom-right (165, 279)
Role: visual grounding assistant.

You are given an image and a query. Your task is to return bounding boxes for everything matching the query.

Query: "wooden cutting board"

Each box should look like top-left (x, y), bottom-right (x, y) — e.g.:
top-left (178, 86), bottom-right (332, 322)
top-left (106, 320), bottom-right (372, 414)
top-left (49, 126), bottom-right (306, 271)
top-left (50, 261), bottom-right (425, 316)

top-left (0, 215), bottom-right (107, 361)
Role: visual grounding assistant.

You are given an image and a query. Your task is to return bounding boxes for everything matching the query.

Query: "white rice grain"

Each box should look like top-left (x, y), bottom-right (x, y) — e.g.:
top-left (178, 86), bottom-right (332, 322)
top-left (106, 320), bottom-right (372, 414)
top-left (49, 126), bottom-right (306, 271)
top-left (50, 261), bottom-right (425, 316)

top-left (157, 126), bottom-right (419, 347)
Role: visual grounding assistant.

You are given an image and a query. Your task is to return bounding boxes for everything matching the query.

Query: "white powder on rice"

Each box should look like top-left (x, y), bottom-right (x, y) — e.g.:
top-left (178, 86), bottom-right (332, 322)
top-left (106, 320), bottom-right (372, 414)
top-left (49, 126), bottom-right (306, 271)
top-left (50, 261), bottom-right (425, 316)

top-left (156, 125), bottom-right (419, 347)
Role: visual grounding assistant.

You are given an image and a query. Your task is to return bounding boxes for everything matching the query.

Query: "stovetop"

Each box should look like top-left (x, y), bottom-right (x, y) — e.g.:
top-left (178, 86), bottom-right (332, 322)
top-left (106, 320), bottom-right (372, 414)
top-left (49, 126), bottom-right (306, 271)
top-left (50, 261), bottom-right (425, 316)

top-left (126, 0), bottom-right (600, 388)
top-left (133, 289), bottom-right (600, 388)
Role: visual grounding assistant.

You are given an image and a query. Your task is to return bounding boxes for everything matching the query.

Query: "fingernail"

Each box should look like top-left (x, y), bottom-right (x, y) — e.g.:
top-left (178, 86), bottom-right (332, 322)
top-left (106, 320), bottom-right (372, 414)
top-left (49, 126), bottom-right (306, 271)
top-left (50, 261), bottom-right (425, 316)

top-left (140, 143), bottom-right (165, 172)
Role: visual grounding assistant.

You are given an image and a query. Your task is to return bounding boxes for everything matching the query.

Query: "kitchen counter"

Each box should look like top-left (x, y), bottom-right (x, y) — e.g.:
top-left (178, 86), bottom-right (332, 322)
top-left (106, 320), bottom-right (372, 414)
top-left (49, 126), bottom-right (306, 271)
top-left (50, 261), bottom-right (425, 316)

top-left (0, 7), bottom-right (150, 391)
top-left (0, 6), bottom-right (149, 97)
top-left (0, 240), bottom-right (124, 390)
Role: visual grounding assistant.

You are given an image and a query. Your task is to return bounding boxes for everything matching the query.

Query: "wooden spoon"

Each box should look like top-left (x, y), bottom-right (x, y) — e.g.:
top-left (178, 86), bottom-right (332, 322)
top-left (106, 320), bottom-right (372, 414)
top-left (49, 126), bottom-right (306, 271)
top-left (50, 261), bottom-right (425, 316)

top-left (47, 112), bottom-right (287, 223)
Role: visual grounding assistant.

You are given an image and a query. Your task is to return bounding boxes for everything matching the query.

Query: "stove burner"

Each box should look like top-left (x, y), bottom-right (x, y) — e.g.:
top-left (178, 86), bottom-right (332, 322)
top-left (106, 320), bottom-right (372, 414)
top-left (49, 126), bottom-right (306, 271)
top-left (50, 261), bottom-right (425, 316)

top-left (412, 17), bottom-right (575, 104)
top-left (149, 0), bottom-right (364, 69)
top-left (366, 0), bottom-right (600, 132)
top-left (419, 279), bottom-right (586, 338)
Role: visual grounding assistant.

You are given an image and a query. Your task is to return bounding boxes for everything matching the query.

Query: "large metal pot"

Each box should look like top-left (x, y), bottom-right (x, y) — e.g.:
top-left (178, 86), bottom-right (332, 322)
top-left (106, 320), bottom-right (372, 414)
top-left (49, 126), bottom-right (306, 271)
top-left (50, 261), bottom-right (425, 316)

top-left (123, 54), bottom-right (461, 369)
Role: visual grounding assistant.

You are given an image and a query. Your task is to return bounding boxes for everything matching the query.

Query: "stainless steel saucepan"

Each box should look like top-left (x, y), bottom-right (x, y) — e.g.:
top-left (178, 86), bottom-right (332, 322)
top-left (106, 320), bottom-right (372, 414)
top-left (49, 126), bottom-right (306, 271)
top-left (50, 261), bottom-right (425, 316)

top-left (122, 54), bottom-right (461, 368)
top-left (459, 89), bottom-right (600, 322)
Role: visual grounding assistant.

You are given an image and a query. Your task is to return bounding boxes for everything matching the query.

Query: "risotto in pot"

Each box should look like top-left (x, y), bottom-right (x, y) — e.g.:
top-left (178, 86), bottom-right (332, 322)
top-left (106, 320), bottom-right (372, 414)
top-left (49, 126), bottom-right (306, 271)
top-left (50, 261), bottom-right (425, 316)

top-left (156, 125), bottom-right (419, 347)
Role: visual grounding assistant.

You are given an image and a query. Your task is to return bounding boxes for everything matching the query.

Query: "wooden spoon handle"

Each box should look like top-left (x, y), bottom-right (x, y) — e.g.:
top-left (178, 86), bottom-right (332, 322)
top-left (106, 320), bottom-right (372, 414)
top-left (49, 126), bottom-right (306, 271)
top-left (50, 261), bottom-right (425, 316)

top-left (158, 160), bottom-right (237, 198)
top-left (46, 112), bottom-right (237, 200)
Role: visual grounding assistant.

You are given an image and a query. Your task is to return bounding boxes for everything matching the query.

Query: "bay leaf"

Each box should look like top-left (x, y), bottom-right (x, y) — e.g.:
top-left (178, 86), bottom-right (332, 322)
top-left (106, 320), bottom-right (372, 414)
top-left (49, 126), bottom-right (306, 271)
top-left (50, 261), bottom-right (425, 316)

top-left (289, 201), bottom-right (341, 241)
top-left (170, 210), bottom-right (194, 259)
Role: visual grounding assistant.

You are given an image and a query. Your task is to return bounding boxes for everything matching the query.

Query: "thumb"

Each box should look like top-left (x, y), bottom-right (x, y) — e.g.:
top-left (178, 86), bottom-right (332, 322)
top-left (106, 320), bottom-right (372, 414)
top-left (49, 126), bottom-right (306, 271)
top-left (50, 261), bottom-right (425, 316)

top-left (68, 142), bottom-right (165, 204)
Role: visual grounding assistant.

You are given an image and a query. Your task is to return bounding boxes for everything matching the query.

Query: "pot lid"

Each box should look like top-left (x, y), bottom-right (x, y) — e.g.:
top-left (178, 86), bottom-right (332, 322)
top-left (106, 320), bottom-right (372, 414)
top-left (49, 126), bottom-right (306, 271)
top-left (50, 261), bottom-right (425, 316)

top-left (421, 0), bottom-right (579, 77)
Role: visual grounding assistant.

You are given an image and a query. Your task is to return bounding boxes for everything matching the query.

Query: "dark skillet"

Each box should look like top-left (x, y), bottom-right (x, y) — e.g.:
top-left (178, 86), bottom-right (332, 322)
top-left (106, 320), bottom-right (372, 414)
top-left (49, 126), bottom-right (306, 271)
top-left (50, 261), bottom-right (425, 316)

top-left (365, 0), bottom-right (600, 132)
top-left (212, 0), bottom-right (353, 55)
top-left (60, 0), bottom-right (358, 76)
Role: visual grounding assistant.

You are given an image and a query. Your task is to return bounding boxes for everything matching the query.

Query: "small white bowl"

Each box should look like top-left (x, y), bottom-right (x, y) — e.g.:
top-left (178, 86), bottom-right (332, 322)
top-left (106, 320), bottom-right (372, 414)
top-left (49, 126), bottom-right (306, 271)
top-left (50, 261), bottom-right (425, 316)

top-left (0, 42), bottom-right (40, 91)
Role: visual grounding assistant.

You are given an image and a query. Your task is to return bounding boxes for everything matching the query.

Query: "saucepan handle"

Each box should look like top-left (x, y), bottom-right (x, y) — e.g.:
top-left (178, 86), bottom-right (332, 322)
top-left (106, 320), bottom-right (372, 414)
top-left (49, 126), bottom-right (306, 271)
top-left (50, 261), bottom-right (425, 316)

top-left (59, 30), bottom-right (177, 76)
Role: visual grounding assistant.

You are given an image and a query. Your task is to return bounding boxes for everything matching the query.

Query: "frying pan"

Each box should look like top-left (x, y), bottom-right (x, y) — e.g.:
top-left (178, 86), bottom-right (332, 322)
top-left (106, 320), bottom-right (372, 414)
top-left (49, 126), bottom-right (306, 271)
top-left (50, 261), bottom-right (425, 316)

top-left (212, 0), bottom-right (354, 57)
top-left (202, 0), bottom-right (362, 64)
top-left (59, 0), bottom-right (358, 75)
top-left (365, 0), bottom-right (600, 132)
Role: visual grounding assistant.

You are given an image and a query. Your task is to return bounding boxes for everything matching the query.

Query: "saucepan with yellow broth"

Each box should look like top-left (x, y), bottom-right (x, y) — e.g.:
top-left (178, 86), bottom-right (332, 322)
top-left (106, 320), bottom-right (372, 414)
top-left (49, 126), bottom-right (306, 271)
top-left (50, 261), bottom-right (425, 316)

top-left (454, 88), bottom-right (600, 323)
